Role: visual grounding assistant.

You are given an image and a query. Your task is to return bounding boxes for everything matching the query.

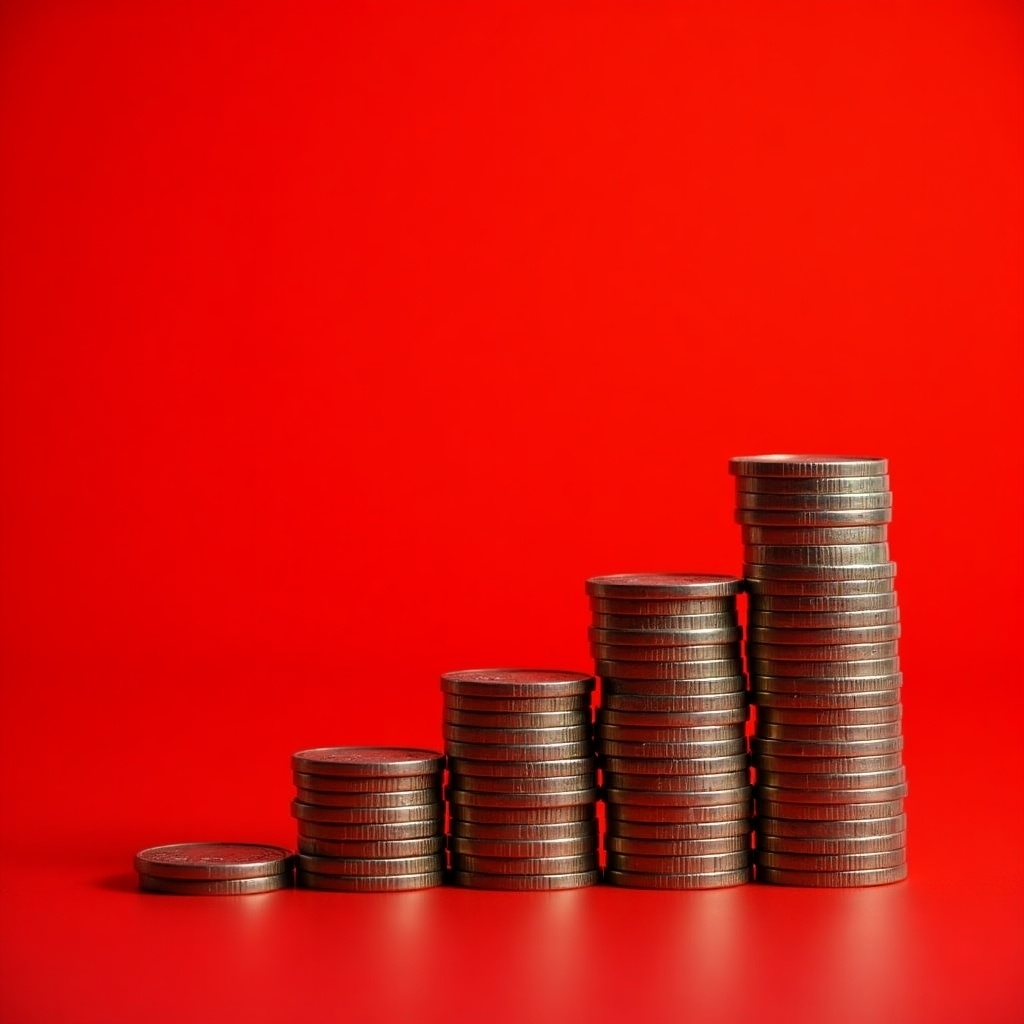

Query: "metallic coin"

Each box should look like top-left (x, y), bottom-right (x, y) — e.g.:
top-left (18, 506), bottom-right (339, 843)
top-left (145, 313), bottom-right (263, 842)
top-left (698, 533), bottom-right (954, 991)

top-left (297, 869), bottom-right (444, 892)
top-left (291, 747), bottom-right (445, 778)
top-left (749, 608), bottom-right (900, 629)
top-left (449, 870), bottom-right (600, 890)
top-left (596, 722), bottom-right (746, 743)
top-left (757, 833), bottom-right (906, 855)
top-left (756, 849), bottom-right (906, 871)
top-left (596, 658), bottom-right (743, 679)
top-left (450, 852), bottom-right (598, 875)
top-left (748, 624), bottom-right (901, 645)
top-left (449, 819), bottom-right (598, 842)
top-left (609, 819), bottom-right (752, 840)
top-left (737, 508), bottom-right (893, 527)
top-left (756, 704), bottom-right (901, 726)
top-left (297, 853), bottom-right (443, 877)
top-left (604, 785), bottom-right (753, 807)
top-left (589, 626), bottom-right (743, 647)
top-left (599, 738), bottom-right (747, 759)
top-left (756, 774), bottom-right (907, 797)
top-left (448, 805), bottom-right (596, 825)
top-left (293, 788), bottom-right (442, 808)
top-left (297, 820), bottom-right (441, 841)
top-left (134, 843), bottom-right (294, 881)
top-left (757, 814), bottom-right (906, 839)
top-left (447, 787), bottom-right (599, 809)
top-left (754, 688), bottom-right (902, 710)
top-left (444, 709), bottom-right (589, 729)
top-left (600, 677), bottom-right (748, 697)
top-left (444, 693), bottom-right (592, 713)
top-left (592, 643), bottom-right (740, 663)
top-left (597, 707), bottom-right (748, 729)
top-left (605, 868), bottom-right (751, 889)
top-left (292, 772), bottom-right (441, 793)
top-left (602, 770), bottom-right (750, 794)
top-left (745, 544), bottom-right (890, 567)
top-left (753, 752), bottom-right (903, 774)
top-left (291, 800), bottom-right (443, 824)
top-left (448, 836), bottom-right (597, 859)
top-left (592, 612), bottom-right (739, 631)
top-left (756, 864), bottom-right (907, 887)
top-left (138, 873), bottom-right (293, 895)
top-left (744, 561), bottom-right (897, 583)
top-left (446, 755), bottom-right (597, 779)
top-left (749, 592), bottom-right (898, 614)
top-left (749, 653), bottom-right (900, 673)
top-left (445, 740), bottom-right (593, 762)
top-left (606, 802), bottom-right (752, 824)
top-left (591, 598), bottom-right (738, 618)
top-left (751, 736), bottom-right (904, 758)
top-left (601, 692), bottom-right (748, 715)
top-left (441, 668), bottom-right (594, 699)
top-left (606, 834), bottom-right (751, 856)
top-left (752, 674), bottom-right (902, 695)
top-left (601, 754), bottom-right (750, 776)
top-left (608, 850), bottom-right (752, 873)
top-left (742, 526), bottom-right (888, 546)
top-left (729, 455), bottom-right (888, 478)
top-left (737, 492), bottom-right (893, 511)
top-left (756, 721), bottom-right (902, 742)
top-left (734, 473), bottom-right (890, 494)
top-left (443, 724), bottom-right (591, 746)
top-left (586, 574), bottom-right (744, 599)
top-left (448, 772), bottom-right (596, 795)
top-left (297, 835), bottom-right (445, 859)
top-left (756, 799), bottom-right (904, 821)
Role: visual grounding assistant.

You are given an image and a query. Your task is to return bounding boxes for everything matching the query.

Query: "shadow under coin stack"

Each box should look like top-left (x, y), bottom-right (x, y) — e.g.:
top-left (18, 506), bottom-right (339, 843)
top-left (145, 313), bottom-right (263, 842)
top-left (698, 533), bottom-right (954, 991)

top-left (730, 454), bottom-right (907, 887)
top-left (587, 574), bottom-right (753, 889)
top-left (443, 668), bottom-right (600, 890)
top-left (291, 747), bottom-right (445, 891)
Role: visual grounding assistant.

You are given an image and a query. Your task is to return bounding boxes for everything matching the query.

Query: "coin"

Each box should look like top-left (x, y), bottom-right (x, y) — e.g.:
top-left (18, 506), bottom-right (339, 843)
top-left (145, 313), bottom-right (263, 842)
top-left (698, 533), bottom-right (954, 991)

top-left (448, 772), bottom-right (596, 795)
top-left (737, 492), bottom-right (893, 511)
top-left (757, 814), bottom-right (906, 839)
top-left (756, 774), bottom-right (907, 797)
top-left (757, 834), bottom-right (905, 855)
top-left (606, 835), bottom-right (751, 856)
top-left (595, 659), bottom-right (744, 680)
top-left (742, 526), bottom-right (889, 545)
top-left (447, 788), bottom-right (599, 808)
top-left (738, 509), bottom-right (892, 527)
top-left (601, 692), bottom-right (749, 714)
top-left (138, 873), bottom-right (293, 895)
top-left (449, 836), bottom-right (597, 858)
top-left (291, 800), bottom-right (443, 824)
top-left (602, 770), bottom-right (750, 794)
top-left (755, 722), bottom-right (902, 742)
top-left (592, 612), bottom-right (739, 631)
top-left (751, 736), bottom-right (904, 758)
top-left (755, 849), bottom-right (906, 871)
top-left (745, 544), bottom-right (890, 566)
top-left (449, 870), bottom-right (600, 890)
top-left (297, 836), bottom-right (445, 858)
top-left (605, 803), bottom-right (752, 824)
top-left (756, 704), bottom-right (901, 726)
top-left (445, 740), bottom-right (593, 761)
top-left (603, 785), bottom-right (753, 807)
top-left (753, 752), bottom-right (903, 774)
top-left (443, 694), bottom-right (592, 713)
top-left (134, 843), bottom-right (295, 881)
top-left (597, 706), bottom-right (748, 728)
top-left (291, 747), bottom-right (445, 778)
top-left (586, 574), bottom-right (744, 599)
top-left (444, 709), bottom-right (588, 729)
top-left (443, 724), bottom-right (591, 746)
top-left (589, 626), bottom-right (743, 646)
top-left (297, 820), bottom-right (441, 841)
top-left (591, 643), bottom-right (740, 663)
top-left (749, 608), bottom-right (900, 628)
top-left (756, 865), bottom-right (907, 886)
top-left (450, 853), bottom-right (598, 875)
top-left (292, 772), bottom-right (441, 793)
top-left (610, 819), bottom-right (753, 840)
top-left (297, 853), bottom-right (443, 877)
top-left (749, 593), bottom-right (898, 614)
top-left (729, 455), bottom-right (888, 477)
top-left (599, 738), bottom-right (747, 759)
top-left (744, 560), bottom-right (896, 581)
top-left (601, 754), bottom-right (750, 776)
top-left (752, 674), bottom-right (902, 695)
top-left (595, 722), bottom-right (746, 743)
top-left (600, 676), bottom-right (748, 697)
top-left (590, 597), bottom-right (738, 616)
top-left (297, 870), bottom-right (444, 892)
top-left (749, 654), bottom-right (900, 673)
top-left (754, 688), bottom-right (902, 709)
top-left (449, 820), bottom-right (598, 842)
top-left (755, 799), bottom-right (905, 821)
top-left (441, 668), bottom-right (594, 699)
top-left (292, 787), bottom-right (443, 808)
top-left (604, 868), bottom-right (751, 889)
top-left (748, 624), bottom-right (901, 645)
top-left (446, 756), bottom-right (596, 778)
top-left (448, 805), bottom-right (596, 825)
top-left (734, 473), bottom-right (890, 494)
top-left (607, 850), bottom-right (752, 873)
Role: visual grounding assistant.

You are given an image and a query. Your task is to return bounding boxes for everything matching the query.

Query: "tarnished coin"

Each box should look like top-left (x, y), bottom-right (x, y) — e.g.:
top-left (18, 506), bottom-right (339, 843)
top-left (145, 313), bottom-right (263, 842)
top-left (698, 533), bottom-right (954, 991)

top-left (447, 787), bottom-right (599, 809)
top-left (752, 674), bottom-right (902, 695)
top-left (586, 574), bottom-right (743, 599)
top-left (444, 693), bottom-right (592, 713)
top-left (291, 800), bottom-right (442, 824)
top-left (595, 659), bottom-right (744, 680)
top-left (603, 785), bottom-right (753, 808)
top-left (445, 739), bottom-right (593, 762)
top-left (593, 612), bottom-right (739, 631)
top-left (597, 706), bottom-right (748, 728)
top-left (292, 747), bottom-right (444, 778)
top-left (449, 836), bottom-right (597, 859)
top-left (756, 704), bottom-right (901, 726)
top-left (590, 597), bottom-right (738, 616)
top-left (448, 805), bottom-right (596, 825)
top-left (600, 676), bottom-right (748, 697)
top-left (737, 508), bottom-right (893, 527)
top-left (601, 692), bottom-right (749, 714)
top-left (753, 752), bottom-right (903, 774)
top-left (749, 608), bottom-right (900, 629)
top-left (450, 853), bottom-right (598, 875)
top-left (605, 868), bottom-right (751, 889)
top-left (606, 835), bottom-right (751, 856)
top-left (754, 688), bottom-right (902, 709)
top-left (757, 833), bottom-right (906, 856)
top-left (751, 735), bottom-right (903, 757)
top-left (742, 526), bottom-right (888, 546)
top-left (449, 870), bottom-right (600, 890)
top-left (747, 623), bottom-right (901, 645)
top-left (610, 819), bottom-right (752, 840)
top-left (589, 626), bottom-right (743, 647)
top-left (591, 643), bottom-right (740, 663)
top-left (749, 592), bottom-right (897, 613)
top-left (297, 835), bottom-right (445, 859)
top-left (737, 492), bottom-right (893, 511)
top-left (297, 870), bottom-right (444, 892)
top-left (448, 772), bottom-right (596, 795)
top-left (729, 455), bottom-right (888, 477)
top-left (602, 770), bottom-right (750, 794)
top-left (293, 772), bottom-right (441, 793)
top-left (443, 724), bottom-right (591, 746)
top-left (297, 820), bottom-right (441, 841)
top-left (756, 721), bottom-right (902, 742)
top-left (595, 721), bottom-right (746, 743)
top-left (746, 577), bottom-right (897, 599)
top-left (297, 853), bottom-right (443, 877)
top-left (598, 738), bottom-right (747, 759)
top-left (734, 473), bottom-right (890, 494)
top-left (606, 802), bottom-right (752, 824)
top-left (756, 774), bottom-right (907, 798)
top-left (446, 755), bottom-right (596, 779)
top-left (757, 814), bottom-right (906, 839)
top-left (745, 544), bottom-right (890, 567)
top-left (756, 865), bottom-right (907, 887)
top-left (139, 873), bottom-right (292, 895)
top-left (756, 799), bottom-right (905, 821)
top-left (135, 843), bottom-right (295, 881)
top-left (441, 668), bottom-right (594, 699)
top-left (755, 849), bottom-right (906, 871)
top-left (601, 754), bottom-right (750, 776)
top-left (444, 709), bottom-right (588, 730)
top-left (749, 654), bottom-right (900, 675)
top-left (449, 819), bottom-right (598, 842)
top-left (293, 787), bottom-right (443, 808)
top-left (607, 850), bottom-right (752, 874)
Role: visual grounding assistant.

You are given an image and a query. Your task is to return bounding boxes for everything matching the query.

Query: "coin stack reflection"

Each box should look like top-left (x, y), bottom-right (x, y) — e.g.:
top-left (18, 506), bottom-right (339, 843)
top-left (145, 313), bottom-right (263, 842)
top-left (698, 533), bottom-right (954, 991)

top-left (443, 669), bottom-right (600, 890)
top-left (731, 455), bottom-right (907, 887)
top-left (291, 747), bottom-right (446, 891)
top-left (587, 574), bottom-right (753, 889)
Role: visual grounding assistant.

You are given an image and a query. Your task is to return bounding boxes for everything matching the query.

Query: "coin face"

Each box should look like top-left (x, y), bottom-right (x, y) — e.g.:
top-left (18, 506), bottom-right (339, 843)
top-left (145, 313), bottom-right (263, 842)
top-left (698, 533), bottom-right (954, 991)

top-left (134, 843), bottom-right (295, 881)
top-left (585, 574), bottom-right (744, 598)
top-left (291, 747), bottom-right (445, 777)
top-left (729, 455), bottom-right (888, 477)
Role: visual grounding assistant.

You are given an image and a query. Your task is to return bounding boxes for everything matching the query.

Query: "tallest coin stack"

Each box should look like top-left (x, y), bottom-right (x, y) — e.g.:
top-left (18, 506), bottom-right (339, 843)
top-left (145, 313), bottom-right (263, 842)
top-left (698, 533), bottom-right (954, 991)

top-left (731, 455), bottom-right (907, 887)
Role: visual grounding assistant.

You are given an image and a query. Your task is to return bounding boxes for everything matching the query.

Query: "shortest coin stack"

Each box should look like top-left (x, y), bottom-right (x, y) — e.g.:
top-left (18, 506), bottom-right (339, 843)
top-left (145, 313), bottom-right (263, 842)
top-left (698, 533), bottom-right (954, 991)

top-left (292, 747), bottom-right (446, 891)
top-left (135, 842), bottom-right (295, 895)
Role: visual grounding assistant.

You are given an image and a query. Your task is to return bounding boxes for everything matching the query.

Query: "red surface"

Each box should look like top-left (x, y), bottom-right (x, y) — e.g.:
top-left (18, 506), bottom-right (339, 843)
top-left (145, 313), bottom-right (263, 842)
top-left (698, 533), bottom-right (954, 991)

top-left (1, 2), bottom-right (1022, 1022)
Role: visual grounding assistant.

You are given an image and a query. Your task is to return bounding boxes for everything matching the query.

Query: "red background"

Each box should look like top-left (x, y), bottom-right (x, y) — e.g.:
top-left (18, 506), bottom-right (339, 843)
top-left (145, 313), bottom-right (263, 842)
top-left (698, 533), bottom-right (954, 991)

top-left (1, 2), bottom-right (1022, 1022)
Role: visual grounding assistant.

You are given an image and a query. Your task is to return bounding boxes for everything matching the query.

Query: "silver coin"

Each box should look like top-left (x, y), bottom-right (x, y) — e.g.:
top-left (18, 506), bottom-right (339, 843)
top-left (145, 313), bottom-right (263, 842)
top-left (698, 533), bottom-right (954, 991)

top-left (135, 843), bottom-right (295, 881)
top-left (757, 814), bottom-right (906, 839)
top-left (757, 833), bottom-right (906, 855)
top-left (297, 820), bottom-right (441, 841)
top-left (601, 692), bottom-right (749, 714)
top-left (754, 688), bottom-right (902, 709)
top-left (746, 575), bottom-right (897, 597)
top-left (446, 755), bottom-right (597, 778)
top-left (609, 819), bottom-right (753, 840)
top-left (756, 864), bottom-right (907, 887)
top-left (293, 787), bottom-right (444, 809)
top-left (749, 654), bottom-right (900, 674)
top-left (751, 736), bottom-right (903, 757)
top-left (749, 608), bottom-right (900, 629)
top-left (291, 747), bottom-right (444, 778)
top-left (443, 693), bottom-right (592, 713)
top-left (589, 626), bottom-right (743, 647)
top-left (742, 526), bottom-right (888, 545)
top-left (745, 544), bottom-right (890, 567)
top-left (297, 870), bottom-right (443, 892)
top-left (597, 706), bottom-right (749, 728)
top-left (600, 676), bottom-right (748, 697)
top-left (297, 835), bottom-right (445, 859)
top-left (748, 623), bottom-right (901, 645)
top-left (756, 721), bottom-right (902, 742)
top-left (602, 770), bottom-right (750, 794)
top-left (590, 597), bottom-right (738, 616)
top-left (737, 492), bottom-right (893, 511)
top-left (607, 850), bottom-right (752, 874)
top-left (139, 873), bottom-right (292, 895)
top-left (607, 834), bottom-right (751, 856)
top-left (591, 643), bottom-right (740, 663)
top-left (601, 753), bottom-right (750, 776)
top-left (735, 474), bottom-right (890, 494)
top-left (729, 455), bottom-right (888, 478)
top-left (605, 867), bottom-right (751, 889)
top-left (450, 852), bottom-right (599, 875)
top-left (744, 560), bottom-right (897, 582)
top-left (443, 724), bottom-right (591, 746)
top-left (585, 574), bottom-right (744, 599)
top-left (297, 853), bottom-right (444, 877)
top-left (448, 772), bottom-right (596, 795)
top-left (292, 772), bottom-right (441, 793)
top-left (737, 508), bottom-right (893, 527)
top-left (446, 787), bottom-right (599, 808)
top-left (751, 674), bottom-right (902, 695)
top-left (753, 752), bottom-right (903, 774)
top-left (599, 737), bottom-right (747, 759)
top-left (449, 820), bottom-right (598, 842)
top-left (448, 836), bottom-right (598, 859)
top-left (449, 870), bottom-right (600, 890)
top-left (444, 709), bottom-right (590, 730)
top-left (605, 802), bottom-right (752, 824)
top-left (441, 668), bottom-right (594, 699)
top-left (755, 849), bottom-right (905, 871)
top-left (749, 592), bottom-right (898, 612)
top-left (445, 740), bottom-right (593, 761)
top-left (603, 785), bottom-right (753, 807)
top-left (291, 801), bottom-right (443, 824)
top-left (592, 612), bottom-right (739, 631)
top-left (756, 704), bottom-right (902, 726)
top-left (448, 804), bottom-right (596, 825)
top-left (595, 722), bottom-right (746, 743)
top-left (755, 798), bottom-right (904, 821)
top-left (596, 659), bottom-right (744, 680)
top-left (755, 773), bottom-right (907, 796)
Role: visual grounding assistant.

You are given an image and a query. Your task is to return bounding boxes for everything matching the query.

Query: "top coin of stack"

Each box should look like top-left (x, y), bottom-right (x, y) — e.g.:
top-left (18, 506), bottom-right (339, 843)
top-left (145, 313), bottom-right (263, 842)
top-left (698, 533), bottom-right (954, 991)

top-left (586, 573), bottom-right (753, 890)
top-left (291, 747), bottom-right (446, 891)
top-left (443, 668), bottom-right (600, 890)
top-left (135, 842), bottom-right (295, 895)
top-left (730, 454), bottom-right (907, 888)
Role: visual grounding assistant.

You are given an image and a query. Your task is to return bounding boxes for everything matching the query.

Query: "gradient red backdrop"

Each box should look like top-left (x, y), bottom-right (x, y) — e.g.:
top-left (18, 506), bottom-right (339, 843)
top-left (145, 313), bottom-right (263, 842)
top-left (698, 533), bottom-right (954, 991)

top-left (1, 2), bottom-right (1022, 1022)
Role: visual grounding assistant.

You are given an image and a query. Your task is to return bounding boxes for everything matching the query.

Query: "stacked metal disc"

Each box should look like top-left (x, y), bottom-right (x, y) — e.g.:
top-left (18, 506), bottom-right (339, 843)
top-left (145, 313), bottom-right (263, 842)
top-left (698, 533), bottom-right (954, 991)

top-left (730, 454), bottom-right (907, 887)
top-left (291, 746), bottom-right (445, 891)
top-left (442, 668), bottom-right (600, 890)
top-left (135, 842), bottom-right (295, 894)
top-left (586, 574), bottom-right (753, 889)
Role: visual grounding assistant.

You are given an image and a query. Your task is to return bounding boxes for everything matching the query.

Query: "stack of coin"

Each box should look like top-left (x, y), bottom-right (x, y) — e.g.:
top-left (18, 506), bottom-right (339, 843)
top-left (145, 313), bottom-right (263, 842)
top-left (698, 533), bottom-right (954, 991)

top-left (135, 842), bottom-right (294, 894)
top-left (291, 747), bottom-right (445, 891)
top-left (443, 668), bottom-right (600, 890)
top-left (586, 574), bottom-right (753, 889)
top-left (730, 454), bottom-right (907, 887)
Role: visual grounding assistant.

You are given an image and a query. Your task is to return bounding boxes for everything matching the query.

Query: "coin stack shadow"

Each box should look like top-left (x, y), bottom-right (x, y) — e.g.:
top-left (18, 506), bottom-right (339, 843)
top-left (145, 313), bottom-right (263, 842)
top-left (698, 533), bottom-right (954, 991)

top-left (731, 454), bottom-right (907, 887)
top-left (587, 574), bottom-right (753, 889)
top-left (443, 669), bottom-right (601, 890)
top-left (291, 747), bottom-right (446, 891)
